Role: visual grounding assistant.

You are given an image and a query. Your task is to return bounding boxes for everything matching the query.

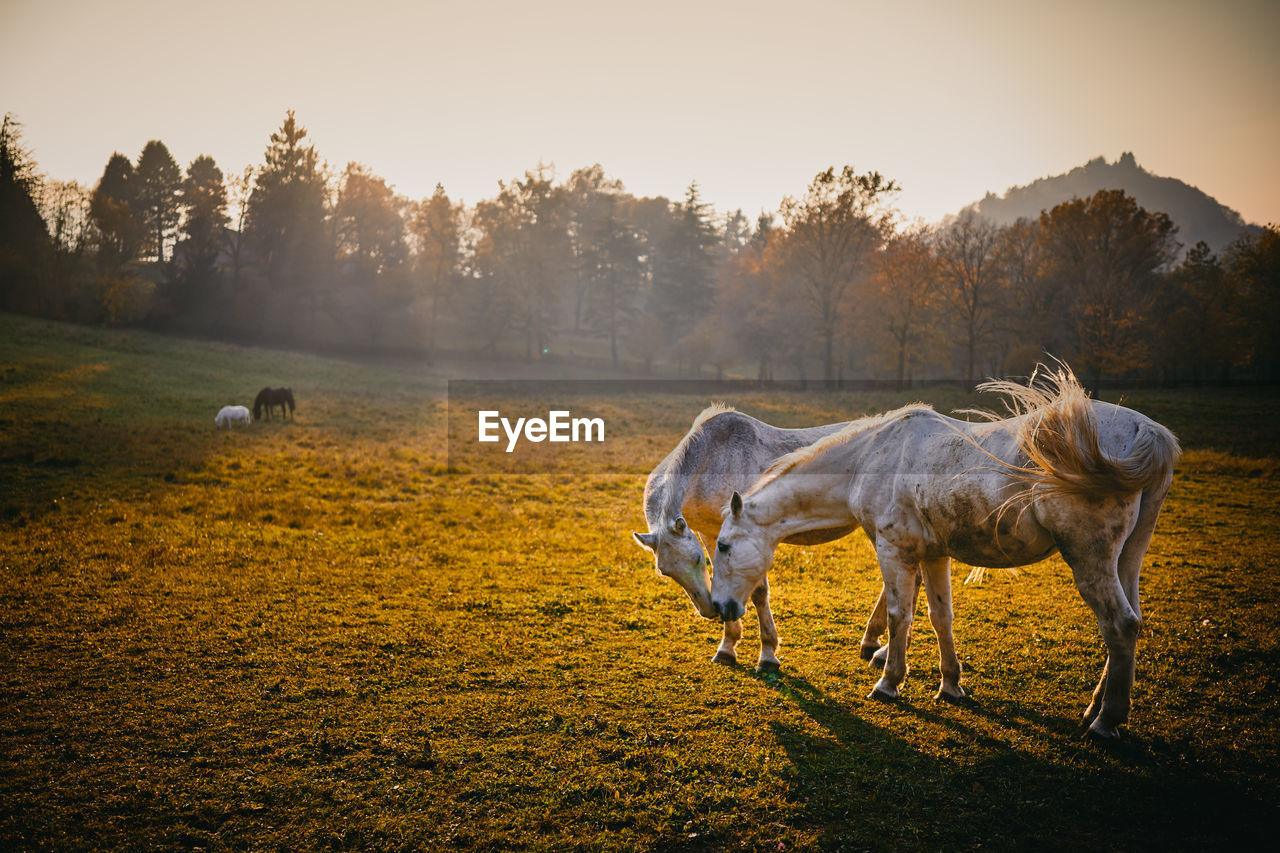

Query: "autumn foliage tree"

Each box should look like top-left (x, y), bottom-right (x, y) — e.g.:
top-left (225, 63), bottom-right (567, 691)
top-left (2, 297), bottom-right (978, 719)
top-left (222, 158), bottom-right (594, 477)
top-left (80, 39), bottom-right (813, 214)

top-left (471, 165), bottom-right (570, 359)
top-left (1037, 189), bottom-right (1178, 392)
top-left (409, 184), bottom-right (462, 359)
top-left (7, 109), bottom-right (1272, 382)
top-left (1224, 224), bottom-right (1280, 379)
top-left (935, 211), bottom-right (1003, 383)
top-left (871, 223), bottom-right (941, 389)
top-left (778, 166), bottom-right (898, 385)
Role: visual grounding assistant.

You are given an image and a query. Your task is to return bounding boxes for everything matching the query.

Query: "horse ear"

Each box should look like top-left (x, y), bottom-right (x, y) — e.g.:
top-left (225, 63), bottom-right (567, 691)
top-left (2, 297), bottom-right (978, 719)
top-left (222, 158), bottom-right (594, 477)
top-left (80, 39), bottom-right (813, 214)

top-left (672, 517), bottom-right (686, 535)
top-left (633, 531), bottom-right (657, 551)
top-left (730, 491), bottom-right (744, 518)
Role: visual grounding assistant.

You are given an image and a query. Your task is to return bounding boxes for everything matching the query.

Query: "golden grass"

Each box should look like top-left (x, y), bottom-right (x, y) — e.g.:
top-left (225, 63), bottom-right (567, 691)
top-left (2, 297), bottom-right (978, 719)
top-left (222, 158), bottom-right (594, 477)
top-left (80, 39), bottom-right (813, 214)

top-left (2, 313), bottom-right (1279, 850)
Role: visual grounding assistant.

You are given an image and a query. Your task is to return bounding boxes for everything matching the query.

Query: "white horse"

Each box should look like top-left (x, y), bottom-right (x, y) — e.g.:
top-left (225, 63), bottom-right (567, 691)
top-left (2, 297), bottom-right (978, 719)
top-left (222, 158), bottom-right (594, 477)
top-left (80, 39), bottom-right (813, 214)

top-left (633, 405), bottom-right (859, 671)
top-left (711, 367), bottom-right (1179, 739)
top-left (214, 405), bottom-right (251, 429)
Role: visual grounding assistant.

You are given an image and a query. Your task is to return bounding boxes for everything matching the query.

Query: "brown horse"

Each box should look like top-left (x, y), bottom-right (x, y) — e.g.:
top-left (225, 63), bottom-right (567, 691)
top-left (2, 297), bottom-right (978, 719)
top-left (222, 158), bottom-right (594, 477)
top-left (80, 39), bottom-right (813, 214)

top-left (253, 387), bottom-right (295, 421)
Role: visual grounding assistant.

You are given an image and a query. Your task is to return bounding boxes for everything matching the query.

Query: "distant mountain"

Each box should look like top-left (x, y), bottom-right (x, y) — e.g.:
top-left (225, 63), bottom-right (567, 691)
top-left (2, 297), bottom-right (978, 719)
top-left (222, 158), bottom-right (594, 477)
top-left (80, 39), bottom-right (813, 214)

top-left (955, 152), bottom-right (1261, 256)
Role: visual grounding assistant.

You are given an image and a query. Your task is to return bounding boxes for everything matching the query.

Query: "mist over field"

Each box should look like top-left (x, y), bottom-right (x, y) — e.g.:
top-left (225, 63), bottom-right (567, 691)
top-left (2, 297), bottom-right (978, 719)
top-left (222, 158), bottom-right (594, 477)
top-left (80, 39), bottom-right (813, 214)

top-left (4, 2), bottom-right (1280, 847)
top-left (4, 112), bottom-right (1278, 390)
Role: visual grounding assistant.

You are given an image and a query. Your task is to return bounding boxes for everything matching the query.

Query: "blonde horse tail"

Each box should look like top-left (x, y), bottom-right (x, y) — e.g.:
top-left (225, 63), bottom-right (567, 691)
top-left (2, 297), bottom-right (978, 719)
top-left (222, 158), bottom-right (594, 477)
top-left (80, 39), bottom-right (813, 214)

top-left (977, 364), bottom-right (1181, 502)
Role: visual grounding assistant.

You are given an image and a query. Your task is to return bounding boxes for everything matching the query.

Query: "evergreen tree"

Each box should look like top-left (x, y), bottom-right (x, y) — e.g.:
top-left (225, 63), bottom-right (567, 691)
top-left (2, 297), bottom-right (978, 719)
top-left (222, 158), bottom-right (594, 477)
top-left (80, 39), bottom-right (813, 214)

top-left (135, 140), bottom-right (182, 262)
top-left (89, 153), bottom-right (152, 324)
top-left (245, 110), bottom-right (328, 290)
top-left (648, 182), bottom-right (720, 370)
top-left (0, 113), bottom-right (51, 313)
top-left (90, 153), bottom-right (142, 264)
top-left (177, 155), bottom-right (229, 300)
top-left (581, 192), bottom-right (643, 366)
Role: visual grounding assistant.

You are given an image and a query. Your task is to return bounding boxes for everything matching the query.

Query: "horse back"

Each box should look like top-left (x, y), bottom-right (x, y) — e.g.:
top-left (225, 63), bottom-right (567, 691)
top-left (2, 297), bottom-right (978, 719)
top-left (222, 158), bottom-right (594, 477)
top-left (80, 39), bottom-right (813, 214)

top-left (647, 409), bottom-right (850, 532)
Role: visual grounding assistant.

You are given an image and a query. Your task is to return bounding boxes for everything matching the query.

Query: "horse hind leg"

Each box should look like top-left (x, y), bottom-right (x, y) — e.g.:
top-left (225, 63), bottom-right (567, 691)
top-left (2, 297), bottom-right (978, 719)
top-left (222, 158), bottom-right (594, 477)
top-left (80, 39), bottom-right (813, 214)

top-left (866, 571), bottom-right (922, 671)
top-left (860, 587), bottom-right (888, 662)
top-left (920, 556), bottom-right (964, 702)
top-left (1116, 482), bottom-right (1170, 621)
top-left (1082, 484), bottom-right (1169, 730)
top-left (1062, 532), bottom-right (1141, 739)
top-left (868, 544), bottom-right (921, 700)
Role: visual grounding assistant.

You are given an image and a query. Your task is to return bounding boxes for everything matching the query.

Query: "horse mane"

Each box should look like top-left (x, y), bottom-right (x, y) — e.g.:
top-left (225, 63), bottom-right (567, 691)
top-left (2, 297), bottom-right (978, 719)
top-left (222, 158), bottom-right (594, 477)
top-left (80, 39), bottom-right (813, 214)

top-left (746, 404), bottom-right (933, 497)
top-left (669, 403), bottom-right (735, 472)
top-left (649, 403), bottom-right (737, 521)
top-left (966, 362), bottom-right (1180, 503)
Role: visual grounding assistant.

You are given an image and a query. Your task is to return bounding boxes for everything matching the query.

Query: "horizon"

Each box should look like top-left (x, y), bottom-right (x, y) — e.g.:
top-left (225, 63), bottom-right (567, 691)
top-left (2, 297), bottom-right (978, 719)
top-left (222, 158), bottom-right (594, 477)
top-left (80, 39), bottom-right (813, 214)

top-left (3, 0), bottom-right (1278, 225)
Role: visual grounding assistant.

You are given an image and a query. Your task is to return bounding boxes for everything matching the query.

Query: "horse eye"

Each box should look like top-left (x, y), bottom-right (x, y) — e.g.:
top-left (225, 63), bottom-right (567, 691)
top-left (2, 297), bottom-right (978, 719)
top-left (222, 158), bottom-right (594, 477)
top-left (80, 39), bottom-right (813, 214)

top-left (717, 541), bottom-right (730, 554)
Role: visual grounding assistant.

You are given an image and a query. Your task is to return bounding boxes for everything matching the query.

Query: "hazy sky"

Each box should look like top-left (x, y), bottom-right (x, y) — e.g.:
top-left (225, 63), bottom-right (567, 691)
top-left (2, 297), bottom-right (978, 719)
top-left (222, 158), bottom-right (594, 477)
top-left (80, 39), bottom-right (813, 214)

top-left (3, 0), bottom-right (1278, 225)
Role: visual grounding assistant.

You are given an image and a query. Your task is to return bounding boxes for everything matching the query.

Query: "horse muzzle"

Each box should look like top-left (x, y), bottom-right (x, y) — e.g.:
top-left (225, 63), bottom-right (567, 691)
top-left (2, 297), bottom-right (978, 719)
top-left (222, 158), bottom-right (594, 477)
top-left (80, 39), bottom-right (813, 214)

top-left (712, 599), bottom-right (744, 623)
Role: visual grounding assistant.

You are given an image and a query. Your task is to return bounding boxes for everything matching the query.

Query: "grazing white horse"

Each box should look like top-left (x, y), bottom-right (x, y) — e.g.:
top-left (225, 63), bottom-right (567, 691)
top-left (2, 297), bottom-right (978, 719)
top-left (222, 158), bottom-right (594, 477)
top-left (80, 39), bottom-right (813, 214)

top-left (214, 405), bottom-right (251, 429)
top-left (711, 367), bottom-right (1179, 739)
top-left (633, 406), bottom-right (858, 671)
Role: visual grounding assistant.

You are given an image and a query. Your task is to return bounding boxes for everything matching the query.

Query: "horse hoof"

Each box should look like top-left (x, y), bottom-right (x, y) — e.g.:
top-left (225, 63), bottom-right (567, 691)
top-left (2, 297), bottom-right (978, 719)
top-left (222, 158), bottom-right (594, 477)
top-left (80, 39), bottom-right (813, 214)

top-left (711, 651), bottom-right (738, 666)
top-left (859, 644), bottom-right (880, 661)
top-left (1085, 719), bottom-right (1122, 742)
top-left (867, 652), bottom-right (888, 671)
top-left (755, 660), bottom-right (781, 674)
top-left (867, 686), bottom-right (898, 703)
top-left (934, 689), bottom-right (969, 706)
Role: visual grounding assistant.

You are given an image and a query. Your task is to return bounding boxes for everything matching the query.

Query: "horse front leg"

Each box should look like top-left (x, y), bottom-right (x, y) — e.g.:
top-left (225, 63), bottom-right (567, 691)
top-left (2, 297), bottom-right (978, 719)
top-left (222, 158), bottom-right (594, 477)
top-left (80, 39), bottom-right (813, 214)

top-left (869, 545), bottom-right (919, 701)
top-left (712, 617), bottom-right (743, 666)
top-left (751, 580), bottom-right (780, 673)
top-left (920, 556), bottom-right (964, 702)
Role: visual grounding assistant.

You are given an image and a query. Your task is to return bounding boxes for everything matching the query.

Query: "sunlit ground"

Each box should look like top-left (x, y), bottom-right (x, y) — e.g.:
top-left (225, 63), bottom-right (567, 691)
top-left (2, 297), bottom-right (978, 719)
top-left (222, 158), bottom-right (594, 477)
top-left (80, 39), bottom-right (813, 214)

top-left (1, 313), bottom-right (1277, 850)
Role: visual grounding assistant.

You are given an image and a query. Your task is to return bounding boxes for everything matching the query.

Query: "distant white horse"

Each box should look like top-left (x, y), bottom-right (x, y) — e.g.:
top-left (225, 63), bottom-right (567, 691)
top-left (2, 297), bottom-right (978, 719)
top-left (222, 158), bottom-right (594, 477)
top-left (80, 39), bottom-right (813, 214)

top-left (214, 405), bottom-right (251, 429)
top-left (634, 406), bottom-right (858, 671)
top-left (712, 367), bottom-right (1179, 739)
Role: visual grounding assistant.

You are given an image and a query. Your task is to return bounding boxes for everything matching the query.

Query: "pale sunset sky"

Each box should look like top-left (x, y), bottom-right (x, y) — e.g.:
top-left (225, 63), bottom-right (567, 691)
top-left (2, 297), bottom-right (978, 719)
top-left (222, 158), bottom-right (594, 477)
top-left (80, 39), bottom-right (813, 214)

top-left (3, 0), bottom-right (1277, 225)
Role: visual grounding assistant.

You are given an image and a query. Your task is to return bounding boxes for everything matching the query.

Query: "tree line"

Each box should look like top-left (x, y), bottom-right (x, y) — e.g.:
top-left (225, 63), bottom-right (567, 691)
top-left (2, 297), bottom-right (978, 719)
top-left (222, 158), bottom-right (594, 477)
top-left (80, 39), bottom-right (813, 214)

top-left (2, 110), bottom-right (1277, 386)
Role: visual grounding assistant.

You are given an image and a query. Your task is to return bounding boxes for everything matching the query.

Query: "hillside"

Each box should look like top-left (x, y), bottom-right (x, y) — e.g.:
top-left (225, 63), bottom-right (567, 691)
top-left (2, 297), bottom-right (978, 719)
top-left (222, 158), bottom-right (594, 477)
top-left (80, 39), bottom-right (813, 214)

top-left (957, 152), bottom-right (1262, 255)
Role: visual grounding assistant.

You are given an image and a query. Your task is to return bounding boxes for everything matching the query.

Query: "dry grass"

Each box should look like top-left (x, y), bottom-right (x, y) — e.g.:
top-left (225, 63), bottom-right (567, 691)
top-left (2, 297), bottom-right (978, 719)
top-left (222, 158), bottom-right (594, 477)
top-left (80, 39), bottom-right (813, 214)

top-left (2, 313), bottom-right (1278, 851)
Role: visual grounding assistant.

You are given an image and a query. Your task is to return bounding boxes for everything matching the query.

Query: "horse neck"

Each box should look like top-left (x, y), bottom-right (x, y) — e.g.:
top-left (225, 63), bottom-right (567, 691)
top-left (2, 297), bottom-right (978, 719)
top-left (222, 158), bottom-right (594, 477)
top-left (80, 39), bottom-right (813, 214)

top-left (649, 415), bottom-right (731, 526)
top-left (645, 453), bottom-right (690, 527)
top-left (748, 466), bottom-right (855, 540)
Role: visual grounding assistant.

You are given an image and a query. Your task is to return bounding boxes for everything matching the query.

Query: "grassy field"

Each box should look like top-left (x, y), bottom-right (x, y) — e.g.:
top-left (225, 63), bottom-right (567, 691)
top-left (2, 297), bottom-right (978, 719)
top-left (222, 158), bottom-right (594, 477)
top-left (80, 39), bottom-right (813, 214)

top-left (2, 312), bottom-right (1279, 851)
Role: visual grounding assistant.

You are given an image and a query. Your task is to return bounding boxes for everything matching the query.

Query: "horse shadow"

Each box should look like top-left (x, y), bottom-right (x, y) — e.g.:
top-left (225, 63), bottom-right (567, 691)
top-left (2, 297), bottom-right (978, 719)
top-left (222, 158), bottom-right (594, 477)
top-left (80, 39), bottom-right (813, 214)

top-left (726, 665), bottom-right (1272, 849)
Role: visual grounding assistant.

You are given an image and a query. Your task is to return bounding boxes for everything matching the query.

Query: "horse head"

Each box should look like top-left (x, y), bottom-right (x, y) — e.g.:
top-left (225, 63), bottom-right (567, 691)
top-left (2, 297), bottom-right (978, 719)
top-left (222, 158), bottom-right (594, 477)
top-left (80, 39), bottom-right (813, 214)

top-left (632, 515), bottom-right (716, 619)
top-left (711, 491), bottom-right (775, 623)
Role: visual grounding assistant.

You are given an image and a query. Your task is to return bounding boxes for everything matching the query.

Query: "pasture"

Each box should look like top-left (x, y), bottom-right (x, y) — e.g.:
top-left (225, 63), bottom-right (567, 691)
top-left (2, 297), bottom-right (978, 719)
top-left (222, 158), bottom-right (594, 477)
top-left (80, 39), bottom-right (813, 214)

top-left (1, 312), bottom-right (1278, 850)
